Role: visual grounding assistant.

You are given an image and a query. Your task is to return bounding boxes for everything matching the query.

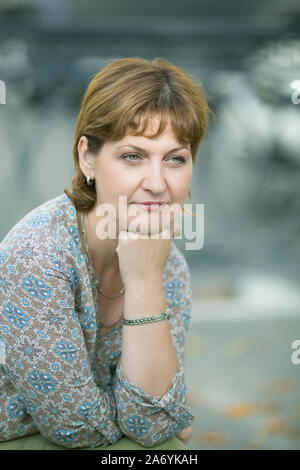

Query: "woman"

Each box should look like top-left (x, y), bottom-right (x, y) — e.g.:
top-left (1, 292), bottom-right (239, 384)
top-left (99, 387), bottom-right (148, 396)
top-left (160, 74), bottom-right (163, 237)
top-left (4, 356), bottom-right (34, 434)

top-left (0, 57), bottom-right (210, 448)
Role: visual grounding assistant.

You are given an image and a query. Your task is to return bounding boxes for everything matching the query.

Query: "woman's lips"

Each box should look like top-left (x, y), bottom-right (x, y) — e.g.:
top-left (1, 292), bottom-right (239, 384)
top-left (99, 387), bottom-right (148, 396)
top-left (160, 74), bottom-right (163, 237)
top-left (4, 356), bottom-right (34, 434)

top-left (133, 203), bottom-right (168, 211)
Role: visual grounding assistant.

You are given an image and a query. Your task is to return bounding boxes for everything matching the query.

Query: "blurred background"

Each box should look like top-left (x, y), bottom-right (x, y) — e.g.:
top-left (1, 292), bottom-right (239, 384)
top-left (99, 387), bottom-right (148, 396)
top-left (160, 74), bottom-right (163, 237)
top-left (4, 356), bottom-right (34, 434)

top-left (0, 0), bottom-right (300, 450)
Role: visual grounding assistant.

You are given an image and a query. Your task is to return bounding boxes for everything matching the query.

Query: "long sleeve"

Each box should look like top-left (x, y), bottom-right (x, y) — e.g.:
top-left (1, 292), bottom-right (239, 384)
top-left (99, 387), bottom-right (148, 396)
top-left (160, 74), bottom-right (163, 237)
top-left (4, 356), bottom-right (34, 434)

top-left (0, 228), bottom-right (123, 448)
top-left (0, 194), bottom-right (195, 449)
top-left (112, 243), bottom-right (195, 448)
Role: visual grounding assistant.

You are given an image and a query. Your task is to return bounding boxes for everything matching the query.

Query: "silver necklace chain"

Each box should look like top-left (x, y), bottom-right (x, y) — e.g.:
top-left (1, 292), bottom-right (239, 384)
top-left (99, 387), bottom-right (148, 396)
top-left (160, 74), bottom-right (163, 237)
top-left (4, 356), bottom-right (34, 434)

top-left (80, 211), bottom-right (124, 327)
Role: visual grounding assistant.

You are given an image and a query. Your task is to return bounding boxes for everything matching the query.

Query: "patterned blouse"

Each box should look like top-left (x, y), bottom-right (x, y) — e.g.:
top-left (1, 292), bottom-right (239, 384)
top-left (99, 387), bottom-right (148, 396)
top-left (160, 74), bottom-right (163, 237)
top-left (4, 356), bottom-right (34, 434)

top-left (0, 193), bottom-right (195, 448)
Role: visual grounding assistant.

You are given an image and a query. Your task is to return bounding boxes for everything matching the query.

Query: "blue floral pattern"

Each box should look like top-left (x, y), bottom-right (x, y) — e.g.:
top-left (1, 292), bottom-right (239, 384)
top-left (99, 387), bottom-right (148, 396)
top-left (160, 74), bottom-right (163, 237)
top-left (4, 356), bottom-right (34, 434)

top-left (8, 395), bottom-right (27, 418)
top-left (22, 276), bottom-right (52, 301)
top-left (3, 303), bottom-right (29, 329)
top-left (54, 341), bottom-right (78, 363)
top-left (27, 370), bottom-right (57, 395)
top-left (0, 193), bottom-right (194, 448)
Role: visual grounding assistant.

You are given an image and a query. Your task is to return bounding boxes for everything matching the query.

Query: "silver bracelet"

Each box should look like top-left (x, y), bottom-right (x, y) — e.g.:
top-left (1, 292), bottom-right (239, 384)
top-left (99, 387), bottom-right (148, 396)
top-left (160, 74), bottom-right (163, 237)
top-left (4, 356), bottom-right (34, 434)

top-left (122, 305), bottom-right (171, 326)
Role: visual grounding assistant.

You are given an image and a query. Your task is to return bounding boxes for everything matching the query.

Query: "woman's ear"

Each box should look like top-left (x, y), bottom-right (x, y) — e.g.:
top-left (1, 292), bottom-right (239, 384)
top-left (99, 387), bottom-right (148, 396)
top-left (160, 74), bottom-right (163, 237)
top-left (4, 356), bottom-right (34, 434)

top-left (78, 136), bottom-right (95, 179)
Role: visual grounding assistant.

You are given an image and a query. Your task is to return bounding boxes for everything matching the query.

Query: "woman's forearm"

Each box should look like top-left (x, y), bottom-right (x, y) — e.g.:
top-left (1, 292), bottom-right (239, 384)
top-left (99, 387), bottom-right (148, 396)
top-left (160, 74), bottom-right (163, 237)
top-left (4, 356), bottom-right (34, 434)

top-left (120, 280), bottom-right (179, 399)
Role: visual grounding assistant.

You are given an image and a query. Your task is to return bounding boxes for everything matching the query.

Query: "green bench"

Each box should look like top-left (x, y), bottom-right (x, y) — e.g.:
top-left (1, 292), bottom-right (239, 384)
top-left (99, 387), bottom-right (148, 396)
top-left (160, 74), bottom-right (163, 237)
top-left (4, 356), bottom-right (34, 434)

top-left (0, 433), bottom-right (188, 450)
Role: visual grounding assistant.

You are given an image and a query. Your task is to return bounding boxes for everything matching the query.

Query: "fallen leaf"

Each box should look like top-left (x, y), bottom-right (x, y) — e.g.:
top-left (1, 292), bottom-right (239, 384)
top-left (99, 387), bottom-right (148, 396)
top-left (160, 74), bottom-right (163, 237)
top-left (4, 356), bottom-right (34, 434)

top-left (199, 431), bottom-right (229, 445)
top-left (261, 378), bottom-right (294, 396)
top-left (226, 402), bottom-right (258, 419)
top-left (265, 417), bottom-right (290, 435)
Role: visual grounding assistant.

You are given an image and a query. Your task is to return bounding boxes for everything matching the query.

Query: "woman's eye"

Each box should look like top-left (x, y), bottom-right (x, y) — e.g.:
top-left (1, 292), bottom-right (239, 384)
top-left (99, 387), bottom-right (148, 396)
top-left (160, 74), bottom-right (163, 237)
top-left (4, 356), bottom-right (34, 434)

top-left (169, 156), bottom-right (186, 164)
top-left (121, 154), bottom-right (140, 161)
top-left (120, 154), bottom-right (186, 164)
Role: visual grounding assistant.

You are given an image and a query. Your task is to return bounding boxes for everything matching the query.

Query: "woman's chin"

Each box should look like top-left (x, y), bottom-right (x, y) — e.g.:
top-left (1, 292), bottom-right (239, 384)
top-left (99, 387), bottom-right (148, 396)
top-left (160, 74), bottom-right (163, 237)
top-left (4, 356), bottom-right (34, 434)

top-left (125, 213), bottom-right (173, 236)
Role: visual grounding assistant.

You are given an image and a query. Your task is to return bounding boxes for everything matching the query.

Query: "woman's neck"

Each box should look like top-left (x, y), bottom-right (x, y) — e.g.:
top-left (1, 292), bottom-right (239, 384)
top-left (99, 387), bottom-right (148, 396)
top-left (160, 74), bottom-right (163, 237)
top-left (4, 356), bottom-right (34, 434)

top-left (78, 205), bottom-right (121, 282)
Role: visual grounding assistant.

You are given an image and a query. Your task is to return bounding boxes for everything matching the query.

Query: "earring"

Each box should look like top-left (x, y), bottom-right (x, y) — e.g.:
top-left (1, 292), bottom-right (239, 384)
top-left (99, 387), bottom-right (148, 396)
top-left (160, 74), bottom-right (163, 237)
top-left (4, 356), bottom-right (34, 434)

top-left (86, 176), bottom-right (94, 186)
top-left (182, 189), bottom-right (194, 216)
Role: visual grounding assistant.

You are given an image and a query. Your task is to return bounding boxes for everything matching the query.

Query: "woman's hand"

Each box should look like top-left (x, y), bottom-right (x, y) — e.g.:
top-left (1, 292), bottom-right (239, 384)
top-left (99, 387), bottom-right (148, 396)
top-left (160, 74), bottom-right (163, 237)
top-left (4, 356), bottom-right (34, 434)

top-left (116, 225), bottom-right (174, 288)
top-left (116, 203), bottom-right (181, 287)
top-left (176, 424), bottom-right (194, 446)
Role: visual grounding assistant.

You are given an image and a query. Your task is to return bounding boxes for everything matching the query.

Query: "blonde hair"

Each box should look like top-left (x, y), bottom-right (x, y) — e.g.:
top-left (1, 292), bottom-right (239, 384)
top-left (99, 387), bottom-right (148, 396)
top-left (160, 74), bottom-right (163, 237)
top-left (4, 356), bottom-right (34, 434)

top-left (64, 57), bottom-right (211, 216)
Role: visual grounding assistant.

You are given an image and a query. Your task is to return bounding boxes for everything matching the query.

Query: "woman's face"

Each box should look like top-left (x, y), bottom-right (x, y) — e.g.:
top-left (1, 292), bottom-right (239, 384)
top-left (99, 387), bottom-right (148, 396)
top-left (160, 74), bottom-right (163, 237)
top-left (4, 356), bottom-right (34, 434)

top-left (81, 115), bottom-right (193, 237)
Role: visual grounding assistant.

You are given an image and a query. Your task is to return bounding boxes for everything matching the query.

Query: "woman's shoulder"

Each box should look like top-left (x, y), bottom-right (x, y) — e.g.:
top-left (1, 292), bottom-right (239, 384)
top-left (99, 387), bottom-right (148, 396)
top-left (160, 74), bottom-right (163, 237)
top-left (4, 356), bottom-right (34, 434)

top-left (0, 193), bottom-right (76, 252)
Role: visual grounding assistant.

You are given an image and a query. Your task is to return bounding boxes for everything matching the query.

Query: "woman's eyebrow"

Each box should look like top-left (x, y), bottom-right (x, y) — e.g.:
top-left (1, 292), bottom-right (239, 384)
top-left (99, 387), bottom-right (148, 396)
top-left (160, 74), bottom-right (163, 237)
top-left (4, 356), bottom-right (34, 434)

top-left (116, 144), bottom-right (190, 154)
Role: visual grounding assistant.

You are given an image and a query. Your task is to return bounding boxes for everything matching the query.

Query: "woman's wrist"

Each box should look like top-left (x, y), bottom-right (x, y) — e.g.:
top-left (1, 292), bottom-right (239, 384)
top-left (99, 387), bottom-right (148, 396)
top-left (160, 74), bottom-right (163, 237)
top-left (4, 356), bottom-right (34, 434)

top-left (123, 279), bottom-right (166, 320)
top-left (124, 274), bottom-right (164, 294)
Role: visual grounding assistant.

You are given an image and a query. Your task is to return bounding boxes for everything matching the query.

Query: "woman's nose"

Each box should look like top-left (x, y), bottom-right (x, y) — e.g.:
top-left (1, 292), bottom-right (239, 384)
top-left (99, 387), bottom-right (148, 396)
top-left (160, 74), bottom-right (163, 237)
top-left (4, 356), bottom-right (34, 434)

top-left (141, 166), bottom-right (167, 194)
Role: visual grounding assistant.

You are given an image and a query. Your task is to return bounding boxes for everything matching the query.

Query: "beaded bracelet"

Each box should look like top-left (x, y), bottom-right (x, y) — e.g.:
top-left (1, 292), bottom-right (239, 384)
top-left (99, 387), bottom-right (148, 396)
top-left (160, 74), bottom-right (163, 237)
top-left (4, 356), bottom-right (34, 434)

top-left (122, 305), bottom-right (171, 326)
